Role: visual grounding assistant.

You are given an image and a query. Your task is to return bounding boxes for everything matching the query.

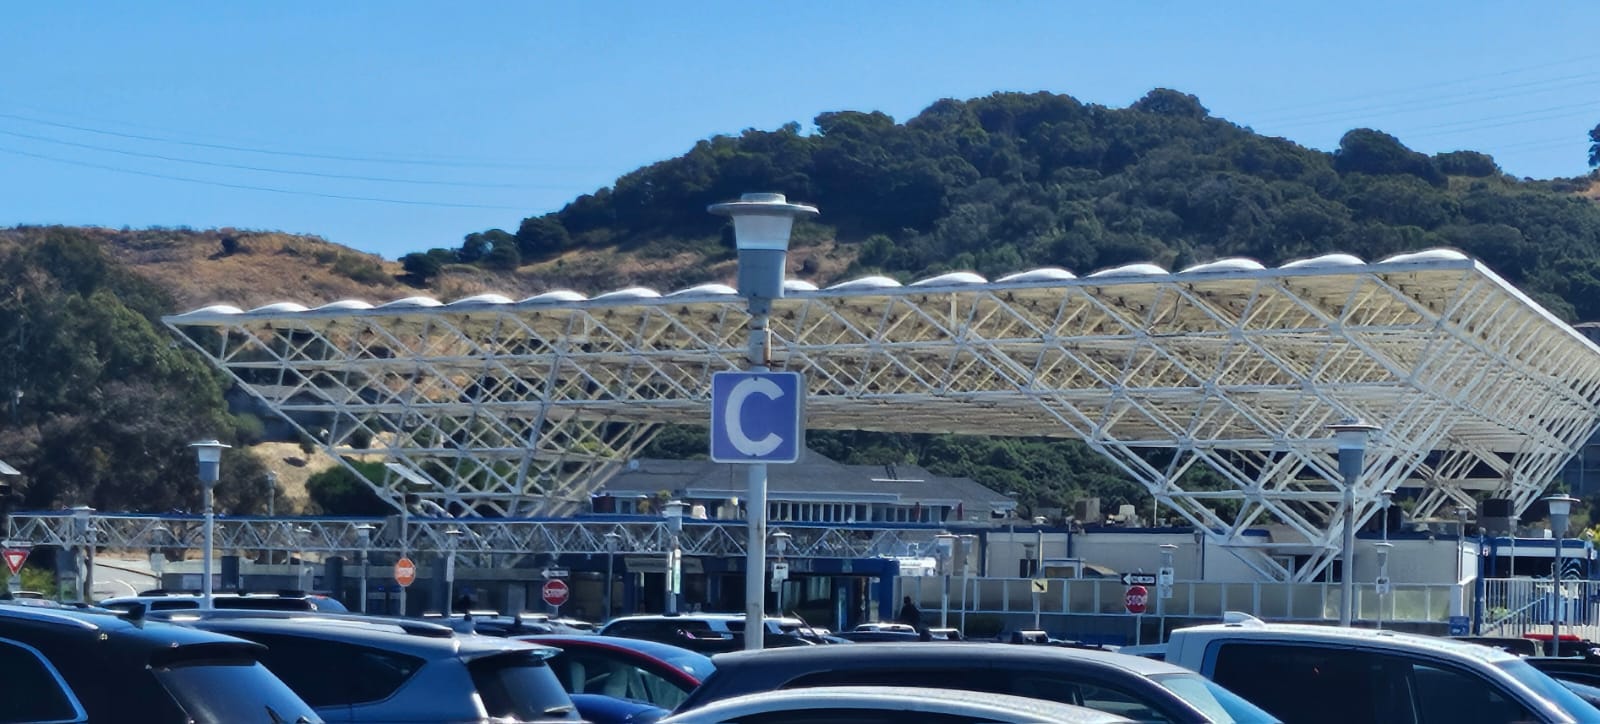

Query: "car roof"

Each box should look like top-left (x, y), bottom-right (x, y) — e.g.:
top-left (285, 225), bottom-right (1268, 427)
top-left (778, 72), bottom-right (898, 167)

top-left (0, 603), bottom-right (260, 649)
top-left (522, 634), bottom-right (713, 661)
top-left (605, 613), bottom-right (801, 624)
top-left (1176, 621), bottom-right (1523, 664)
top-left (182, 615), bottom-right (554, 659)
top-left (709, 641), bottom-right (1189, 676)
top-left (661, 685), bottom-right (1130, 723)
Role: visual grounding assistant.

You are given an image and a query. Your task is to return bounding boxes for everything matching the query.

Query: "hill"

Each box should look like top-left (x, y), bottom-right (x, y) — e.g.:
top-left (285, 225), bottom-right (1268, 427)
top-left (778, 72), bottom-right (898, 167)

top-left (6, 88), bottom-right (1600, 519)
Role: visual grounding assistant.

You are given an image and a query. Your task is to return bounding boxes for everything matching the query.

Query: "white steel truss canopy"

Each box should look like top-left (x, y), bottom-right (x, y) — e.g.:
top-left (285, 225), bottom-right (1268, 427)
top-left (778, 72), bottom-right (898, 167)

top-left (164, 249), bottom-right (1600, 581)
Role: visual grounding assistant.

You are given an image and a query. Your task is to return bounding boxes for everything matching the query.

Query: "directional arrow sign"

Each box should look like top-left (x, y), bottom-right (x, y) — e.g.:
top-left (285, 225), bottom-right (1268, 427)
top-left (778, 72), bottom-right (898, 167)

top-left (1120, 572), bottom-right (1158, 586)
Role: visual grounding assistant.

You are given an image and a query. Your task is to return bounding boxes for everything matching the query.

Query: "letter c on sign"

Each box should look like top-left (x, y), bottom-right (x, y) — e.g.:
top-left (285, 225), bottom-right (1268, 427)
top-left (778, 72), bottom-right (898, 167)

top-left (724, 377), bottom-right (784, 457)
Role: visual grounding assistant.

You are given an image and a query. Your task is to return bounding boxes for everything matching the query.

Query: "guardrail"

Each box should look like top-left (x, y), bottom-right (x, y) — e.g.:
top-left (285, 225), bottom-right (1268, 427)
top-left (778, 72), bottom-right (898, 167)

top-left (900, 576), bottom-right (1460, 625)
top-left (1482, 577), bottom-right (1600, 641)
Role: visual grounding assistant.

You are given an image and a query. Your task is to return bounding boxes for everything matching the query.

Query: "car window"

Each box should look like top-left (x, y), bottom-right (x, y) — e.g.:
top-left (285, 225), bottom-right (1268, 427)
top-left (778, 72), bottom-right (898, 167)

top-left (1151, 673), bottom-right (1278, 724)
top-left (1210, 642), bottom-right (1538, 724)
top-left (214, 598), bottom-right (312, 611)
top-left (551, 649), bottom-right (694, 709)
top-left (1495, 660), bottom-right (1600, 723)
top-left (468, 652), bottom-right (579, 721)
top-left (0, 638), bottom-right (84, 723)
top-left (235, 632), bottom-right (422, 707)
top-left (150, 655), bottom-right (322, 724)
top-left (150, 600), bottom-right (200, 611)
top-left (1076, 681), bottom-right (1173, 724)
top-left (1411, 663), bottom-right (1535, 724)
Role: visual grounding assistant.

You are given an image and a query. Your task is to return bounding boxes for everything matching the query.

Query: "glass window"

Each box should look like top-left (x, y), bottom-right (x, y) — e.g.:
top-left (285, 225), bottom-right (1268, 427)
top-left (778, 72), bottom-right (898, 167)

top-left (1152, 673), bottom-right (1279, 724)
top-left (151, 656), bottom-right (321, 724)
top-left (551, 649), bottom-right (693, 709)
top-left (0, 639), bottom-right (82, 723)
top-left (1076, 682), bottom-right (1173, 723)
top-left (1412, 662), bottom-right (1536, 724)
top-left (1495, 660), bottom-right (1600, 722)
top-left (468, 653), bottom-right (578, 721)
top-left (232, 632), bottom-right (422, 707)
top-left (1210, 644), bottom-right (1379, 723)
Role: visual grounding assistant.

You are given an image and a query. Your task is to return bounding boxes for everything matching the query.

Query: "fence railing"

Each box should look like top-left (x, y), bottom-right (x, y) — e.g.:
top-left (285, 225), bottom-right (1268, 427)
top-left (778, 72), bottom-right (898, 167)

top-left (1482, 577), bottom-right (1600, 641)
top-left (898, 576), bottom-right (1460, 625)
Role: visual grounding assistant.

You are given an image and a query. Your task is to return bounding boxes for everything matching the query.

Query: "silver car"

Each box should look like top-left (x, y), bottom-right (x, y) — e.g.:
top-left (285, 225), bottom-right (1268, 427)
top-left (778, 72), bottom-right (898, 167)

top-left (658, 685), bottom-right (1133, 723)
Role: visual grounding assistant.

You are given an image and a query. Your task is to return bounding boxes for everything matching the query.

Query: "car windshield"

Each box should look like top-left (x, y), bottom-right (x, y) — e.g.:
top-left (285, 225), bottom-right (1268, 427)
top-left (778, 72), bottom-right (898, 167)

top-left (152, 656), bottom-right (324, 723)
top-left (1152, 673), bottom-right (1282, 724)
top-left (1495, 660), bottom-right (1600, 722)
top-left (651, 646), bottom-right (716, 680)
top-left (468, 652), bottom-right (580, 721)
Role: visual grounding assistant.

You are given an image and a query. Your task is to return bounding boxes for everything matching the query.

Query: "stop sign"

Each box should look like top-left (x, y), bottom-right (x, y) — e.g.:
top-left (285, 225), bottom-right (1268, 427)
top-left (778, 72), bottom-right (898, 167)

top-left (1125, 585), bottom-right (1149, 614)
top-left (393, 556), bottom-right (416, 587)
top-left (542, 579), bottom-right (570, 607)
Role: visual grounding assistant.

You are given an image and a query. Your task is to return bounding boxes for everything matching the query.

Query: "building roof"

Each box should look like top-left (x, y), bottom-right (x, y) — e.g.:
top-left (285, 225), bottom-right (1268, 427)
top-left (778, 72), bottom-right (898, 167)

top-left (599, 449), bottom-right (1015, 514)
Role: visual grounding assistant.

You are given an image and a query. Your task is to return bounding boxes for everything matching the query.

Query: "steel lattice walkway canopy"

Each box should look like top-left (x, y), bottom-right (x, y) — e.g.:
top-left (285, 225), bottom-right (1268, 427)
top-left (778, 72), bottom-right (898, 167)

top-left (164, 248), bottom-right (1600, 581)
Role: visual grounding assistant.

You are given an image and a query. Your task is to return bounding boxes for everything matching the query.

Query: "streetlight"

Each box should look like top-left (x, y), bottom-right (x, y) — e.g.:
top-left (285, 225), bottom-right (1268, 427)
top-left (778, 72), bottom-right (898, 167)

top-left (1376, 489), bottom-right (1396, 629)
top-left (934, 533), bottom-right (959, 628)
top-left (709, 192), bottom-right (818, 652)
top-left (294, 525), bottom-right (313, 592)
top-left (1544, 493), bottom-right (1580, 652)
top-left (1329, 420), bottom-right (1379, 627)
top-left (190, 439), bottom-right (231, 610)
top-left (1192, 528), bottom-right (1206, 582)
top-left (1374, 542), bottom-right (1394, 630)
top-left (771, 529), bottom-right (791, 621)
top-left (355, 523), bottom-right (375, 614)
top-left (603, 532), bottom-right (621, 621)
top-left (1455, 505), bottom-right (1473, 585)
top-left (1158, 543), bottom-right (1177, 639)
top-left (444, 527), bottom-right (462, 614)
top-left (664, 501), bottom-right (686, 615)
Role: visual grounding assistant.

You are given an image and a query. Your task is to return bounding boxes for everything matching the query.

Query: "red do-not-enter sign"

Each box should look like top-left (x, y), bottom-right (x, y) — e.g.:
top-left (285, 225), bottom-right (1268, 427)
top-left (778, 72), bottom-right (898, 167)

top-left (1125, 585), bottom-right (1149, 614)
top-left (542, 579), bottom-right (570, 607)
top-left (394, 557), bottom-right (417, 587)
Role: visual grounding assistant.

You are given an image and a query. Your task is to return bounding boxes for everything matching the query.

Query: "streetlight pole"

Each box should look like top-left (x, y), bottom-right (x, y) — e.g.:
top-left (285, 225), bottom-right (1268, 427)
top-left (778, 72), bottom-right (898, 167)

top-left (1545, 493), bottom-right (1579, 654)
top-left (1377, 489), bottom-right (1395, 629)
top-left (771, 529), bottom-right (791, 621)
top-left (445, 527), bottom-right (462, 614)
top-left (603, 532), bottom-right (621, 622)
top-left (709, 192), bottom-right (818, 652)
top-left (355, 523), bottom-right (375, 614)
top-left (294, 525), bottom-right (312, 592)
top-left (664, 501), bottom-right (685, 615)
top-left (935, 533), bottom-right (958, 628)
top-left (1330, 420), bottom-right (1379, 627)
top-left (190, 440), bottom-right (230, 610)
top-left (1158, 543), bottom-right (1177, 638)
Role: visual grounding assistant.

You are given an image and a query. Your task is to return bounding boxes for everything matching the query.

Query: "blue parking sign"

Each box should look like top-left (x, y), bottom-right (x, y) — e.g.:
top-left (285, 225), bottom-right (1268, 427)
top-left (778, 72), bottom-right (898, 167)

top-left (710, 371), bottom-right (804, 464)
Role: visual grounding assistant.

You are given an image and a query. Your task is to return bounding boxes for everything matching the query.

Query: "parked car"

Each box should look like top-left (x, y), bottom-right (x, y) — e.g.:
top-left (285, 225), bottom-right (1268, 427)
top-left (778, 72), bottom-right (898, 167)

top-left (598, 613), bottom-right (810, 654)
top-left (173, 611), bottom-right (580, 722)
top-left (659, 685), bottom-right (1134, 723)
top-left (431, 611), bottom-right (596, 637)
top-left (520, 634), bottom-right (714, 711)
top-left (98, 589), bottom-right (349, 613)
top-left (1162, 613), bottom-right (1600, 723)
top-left (675, 642), bottom-right (1278, 723)
top-left (0, 602), bottom-right (322, 723)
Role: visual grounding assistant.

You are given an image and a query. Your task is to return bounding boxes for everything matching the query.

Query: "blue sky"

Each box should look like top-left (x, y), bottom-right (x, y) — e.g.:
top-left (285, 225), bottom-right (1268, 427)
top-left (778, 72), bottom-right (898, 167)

top-left (2, 2), bottom-right (1596, 260)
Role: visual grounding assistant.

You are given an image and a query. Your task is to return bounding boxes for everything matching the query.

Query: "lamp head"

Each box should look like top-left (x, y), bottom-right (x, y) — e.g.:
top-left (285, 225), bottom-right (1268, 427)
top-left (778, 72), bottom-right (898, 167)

top-left (604, 531), bottom-right (621, 551)
top-left (708, 193), bottom-right (818, 304)
top-left (771, 529), bottom-right (792, 554)
top-left (1328, 420), bottom-right (1380, 450)
top-left (1544, 493), bottom-right (1580, 520)
top-left (190, 439), bottom-right (231, 486)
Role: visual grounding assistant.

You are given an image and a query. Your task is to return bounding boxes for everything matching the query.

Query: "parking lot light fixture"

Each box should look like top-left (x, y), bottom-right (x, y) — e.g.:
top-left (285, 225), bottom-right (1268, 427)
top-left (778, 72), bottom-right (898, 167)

top-left (1544, 493), bottom-right (1580, 650)
top-left (190, 439), bottom-right (231, 609)
top-left (709, 192), bottom-right (818, 652)
top-left (1329, 420), bottom-right (1378, 627)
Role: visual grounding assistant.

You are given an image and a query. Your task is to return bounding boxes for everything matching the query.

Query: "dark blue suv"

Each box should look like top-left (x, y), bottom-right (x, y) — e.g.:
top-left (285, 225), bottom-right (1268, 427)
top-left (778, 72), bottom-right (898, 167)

top-left (0, 603), bottom-right (321, 723)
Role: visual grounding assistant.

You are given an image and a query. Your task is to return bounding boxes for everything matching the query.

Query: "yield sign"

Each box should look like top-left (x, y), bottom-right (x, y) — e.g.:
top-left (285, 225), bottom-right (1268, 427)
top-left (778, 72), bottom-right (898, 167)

top-left (3, 548), bottom-right (28, 576)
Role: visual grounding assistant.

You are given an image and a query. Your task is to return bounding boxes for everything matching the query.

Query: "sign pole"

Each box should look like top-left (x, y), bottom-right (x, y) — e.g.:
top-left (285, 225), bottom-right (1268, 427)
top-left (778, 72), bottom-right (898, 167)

top-left (708, 192), bottom-right (817, 652)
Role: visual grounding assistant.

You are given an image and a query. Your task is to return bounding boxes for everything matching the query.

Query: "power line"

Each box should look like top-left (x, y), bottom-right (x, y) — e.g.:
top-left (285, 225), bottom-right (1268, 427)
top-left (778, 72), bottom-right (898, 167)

top-left (1258, 74), bottom-right (1600, 129)
top-left (0, 145), bottom-right (530, 211)
top-left (1240, 51), bottom-right (1600, 118)
top-left (0, 127), bottom-right (567, 190)
top-left (0, 110), bottom-right (548, 170)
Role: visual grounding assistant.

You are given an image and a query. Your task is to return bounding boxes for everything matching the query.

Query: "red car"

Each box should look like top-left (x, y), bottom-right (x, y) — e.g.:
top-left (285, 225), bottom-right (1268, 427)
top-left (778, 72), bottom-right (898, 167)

top-left (517, 634), bottom-right (713, 711)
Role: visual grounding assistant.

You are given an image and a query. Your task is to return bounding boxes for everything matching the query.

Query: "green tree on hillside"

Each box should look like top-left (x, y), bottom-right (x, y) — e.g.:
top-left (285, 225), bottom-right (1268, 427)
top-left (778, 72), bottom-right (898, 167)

top-left (1590, 121), bottom-right (1600, 167)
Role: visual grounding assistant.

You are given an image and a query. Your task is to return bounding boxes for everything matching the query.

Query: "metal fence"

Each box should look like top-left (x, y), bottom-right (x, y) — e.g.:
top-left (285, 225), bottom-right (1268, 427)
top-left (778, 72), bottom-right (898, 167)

top-left (1482, 577), bottom-right (1600, 641)
top-left (899, 576), bottom-right (1460, 626)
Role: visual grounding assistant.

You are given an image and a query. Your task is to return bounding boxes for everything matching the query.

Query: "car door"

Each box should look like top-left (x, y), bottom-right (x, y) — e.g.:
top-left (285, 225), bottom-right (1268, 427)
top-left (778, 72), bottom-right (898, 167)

top-left (223, 631), bottom-right (424, 723)
top-left (0, 638), bottom-right (87, 723)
